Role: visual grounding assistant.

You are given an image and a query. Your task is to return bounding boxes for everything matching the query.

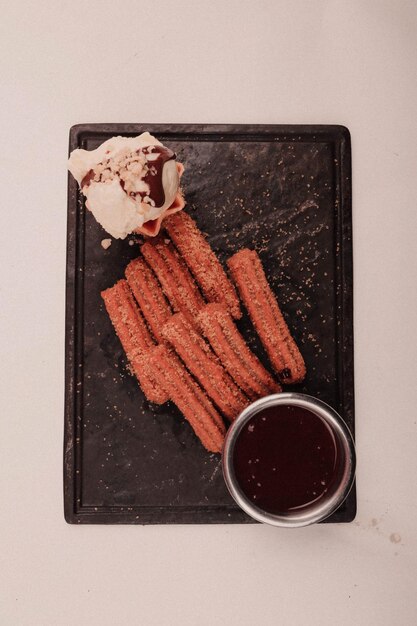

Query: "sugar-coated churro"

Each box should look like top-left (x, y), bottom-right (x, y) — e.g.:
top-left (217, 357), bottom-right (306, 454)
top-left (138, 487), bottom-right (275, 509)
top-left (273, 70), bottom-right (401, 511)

top-left (227, 249), bottom-right (306, 384)
top-left (145, 345), bottom-right (226, 453)
top-left (162, 313), bottom-right (250, 421)
top-left (197, 304), bottom-right (281, 400)
top-left (141, 238), bottom-right (204, 323)
top-left (101, 279), bottom-right (168, 404)
top-left (165, 211), bottom-right (241, 319)
top-left (125, 257), bottom-right (172, 342)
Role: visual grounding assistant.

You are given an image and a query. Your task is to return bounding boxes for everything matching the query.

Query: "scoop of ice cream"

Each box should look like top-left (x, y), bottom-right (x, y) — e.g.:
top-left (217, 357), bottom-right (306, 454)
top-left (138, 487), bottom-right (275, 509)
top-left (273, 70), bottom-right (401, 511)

top-left (68, 132), bottom-right (183, 239)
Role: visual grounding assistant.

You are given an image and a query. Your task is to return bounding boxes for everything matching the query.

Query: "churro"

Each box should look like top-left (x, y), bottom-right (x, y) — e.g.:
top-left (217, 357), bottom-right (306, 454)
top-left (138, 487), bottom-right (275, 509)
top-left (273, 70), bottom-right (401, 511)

top-left (125, 257), bottom-right (172, 342)
top-left (141, 238), bottom-right (204, 322)
top-left (165, 211), bottom-right (241, 319)
top-left (227, 249), bottom-right (306, 384)
top-left (197, 304), bottom-right (281, 400)
top-left (162, 313), bottom-right (249, 421)
top-left (145, 345), bottom-right (226, 453)
top-left (101, 279), bottom-right (168, 404)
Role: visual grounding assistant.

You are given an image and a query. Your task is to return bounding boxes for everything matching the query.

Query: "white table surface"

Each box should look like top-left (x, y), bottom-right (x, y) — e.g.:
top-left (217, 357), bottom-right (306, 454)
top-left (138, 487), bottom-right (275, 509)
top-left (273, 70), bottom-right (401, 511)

top-left (1, 1), bottom-right (416, 624)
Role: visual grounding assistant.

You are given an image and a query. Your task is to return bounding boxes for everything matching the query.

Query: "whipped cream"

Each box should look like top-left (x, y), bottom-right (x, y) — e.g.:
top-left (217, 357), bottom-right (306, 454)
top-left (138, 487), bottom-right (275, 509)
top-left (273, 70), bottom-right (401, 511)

top-left (68, 132), bottom-right (180, 239)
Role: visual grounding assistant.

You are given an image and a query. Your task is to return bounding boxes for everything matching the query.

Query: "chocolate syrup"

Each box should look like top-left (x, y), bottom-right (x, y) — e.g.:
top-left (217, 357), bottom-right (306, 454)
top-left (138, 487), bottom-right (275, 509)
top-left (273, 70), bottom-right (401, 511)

top-left (80, 145), bottom-right (176, 208)
top-left (141, 145), bottom-right (176, 207)
top-left (81, 169), bottom-right (95, 189)
top-left (233, 405), bottom-right (342, 515)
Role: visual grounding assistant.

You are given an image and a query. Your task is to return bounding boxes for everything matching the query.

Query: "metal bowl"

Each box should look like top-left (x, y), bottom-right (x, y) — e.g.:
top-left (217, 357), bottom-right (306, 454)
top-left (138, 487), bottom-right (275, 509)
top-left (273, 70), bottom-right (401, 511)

top-left (222, 393), bottom-right (356, 528)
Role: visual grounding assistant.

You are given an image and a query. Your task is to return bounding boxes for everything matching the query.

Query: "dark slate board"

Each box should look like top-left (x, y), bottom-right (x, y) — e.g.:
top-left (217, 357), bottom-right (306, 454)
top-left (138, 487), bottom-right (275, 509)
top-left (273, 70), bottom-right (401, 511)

top-left (64, 124), bottom-right (355, 524)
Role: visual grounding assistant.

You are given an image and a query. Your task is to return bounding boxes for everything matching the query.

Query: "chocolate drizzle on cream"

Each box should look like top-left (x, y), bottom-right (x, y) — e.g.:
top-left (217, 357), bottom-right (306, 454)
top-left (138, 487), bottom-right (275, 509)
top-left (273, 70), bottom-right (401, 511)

top-left (141, 146), bottom-right (176, 208)
top-left (80, 145), bottom-right (176, 209)
top-left (81, 169), bottom-right (96, 189)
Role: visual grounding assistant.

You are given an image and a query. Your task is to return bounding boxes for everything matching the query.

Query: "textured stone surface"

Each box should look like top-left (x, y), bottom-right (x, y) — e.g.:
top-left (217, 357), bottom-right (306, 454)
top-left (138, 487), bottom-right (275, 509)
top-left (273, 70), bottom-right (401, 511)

top-left (65, 124), bottom-right (354, 524)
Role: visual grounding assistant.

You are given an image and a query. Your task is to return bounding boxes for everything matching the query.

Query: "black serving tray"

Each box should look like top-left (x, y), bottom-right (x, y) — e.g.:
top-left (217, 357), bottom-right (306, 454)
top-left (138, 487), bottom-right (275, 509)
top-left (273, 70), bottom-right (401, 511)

top-left (64, 124), bottom-right (355, 524)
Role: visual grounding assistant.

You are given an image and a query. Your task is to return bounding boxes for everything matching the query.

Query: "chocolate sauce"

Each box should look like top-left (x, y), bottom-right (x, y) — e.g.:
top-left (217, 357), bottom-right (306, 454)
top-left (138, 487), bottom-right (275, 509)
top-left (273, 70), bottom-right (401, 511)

top-left (141, 145), bottom-right (176, 207)
top-left (81, 169), bottom-right (95, 189)
top-left (233, 405), bottom-right (343, 515)
top-left (80, 145), bottom-right (176, 208)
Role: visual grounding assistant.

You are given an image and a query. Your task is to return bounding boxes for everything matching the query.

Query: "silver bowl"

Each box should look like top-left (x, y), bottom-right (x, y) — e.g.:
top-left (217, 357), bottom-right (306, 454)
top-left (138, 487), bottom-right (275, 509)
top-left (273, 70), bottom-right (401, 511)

top-left (222, 393), bottom-right (356, 528)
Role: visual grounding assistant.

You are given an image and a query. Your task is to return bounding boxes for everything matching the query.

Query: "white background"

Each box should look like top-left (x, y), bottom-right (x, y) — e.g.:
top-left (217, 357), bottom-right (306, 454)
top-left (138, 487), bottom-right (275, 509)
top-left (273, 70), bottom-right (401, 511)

top-left (1, 1), bottom-right (416, 624)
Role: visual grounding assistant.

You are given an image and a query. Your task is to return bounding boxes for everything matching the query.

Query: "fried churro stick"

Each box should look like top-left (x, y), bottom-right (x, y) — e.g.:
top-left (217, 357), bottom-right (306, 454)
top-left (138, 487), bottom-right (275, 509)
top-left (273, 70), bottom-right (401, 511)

top-left (145, 345), bottom-right (226, 453)
top-left (197, 304), bottom-right (281, 400)
top-left (101, 280), bottom-right (168, 404)
top-left (162, 313), bottom-right (250, 421)
top-left (165, 211), bottom-right (241, 319)
top-left (227, 249), bottom-right (306, 384)
top-left (141, 238), bottom-right (204, 323)
top-left (125, 257), bottom-right (172, 342)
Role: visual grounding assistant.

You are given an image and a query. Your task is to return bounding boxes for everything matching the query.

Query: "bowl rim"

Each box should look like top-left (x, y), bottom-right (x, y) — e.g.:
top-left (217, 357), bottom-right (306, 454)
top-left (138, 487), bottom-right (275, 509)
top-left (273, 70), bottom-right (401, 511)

top-left (222, 392), bottom-right (356, 528)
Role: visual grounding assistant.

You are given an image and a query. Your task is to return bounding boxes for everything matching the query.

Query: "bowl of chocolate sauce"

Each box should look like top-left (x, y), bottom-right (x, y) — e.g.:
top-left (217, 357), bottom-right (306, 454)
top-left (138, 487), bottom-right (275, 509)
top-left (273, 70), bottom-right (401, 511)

top-left (222, 393), bottom-right (355, 527)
